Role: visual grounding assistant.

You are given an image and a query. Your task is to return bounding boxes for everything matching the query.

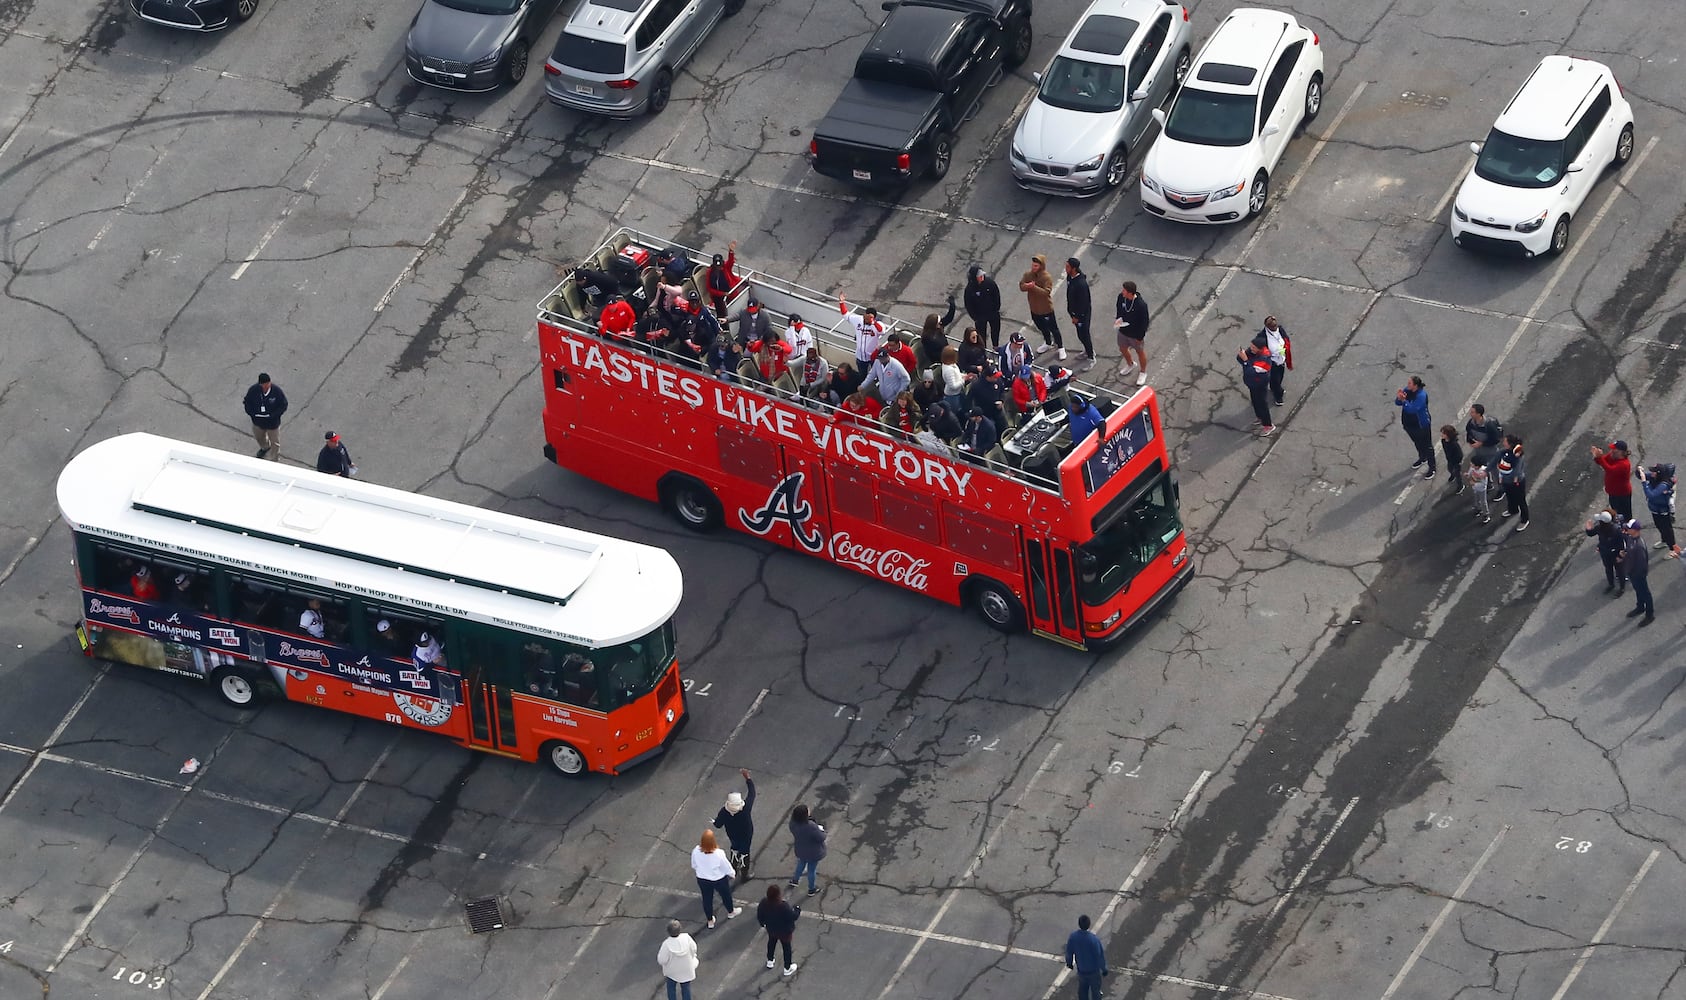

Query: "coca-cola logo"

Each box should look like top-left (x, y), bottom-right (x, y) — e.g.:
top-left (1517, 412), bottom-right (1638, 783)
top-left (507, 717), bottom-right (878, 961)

top-left (829, 532), bottom-right (930, 591)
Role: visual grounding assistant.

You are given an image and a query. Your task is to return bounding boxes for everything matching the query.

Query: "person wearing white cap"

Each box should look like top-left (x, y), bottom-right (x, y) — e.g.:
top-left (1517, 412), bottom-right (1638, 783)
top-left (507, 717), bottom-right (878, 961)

top-left (413, 632), bottom-right (446, 667)
top-left (712, 768), bottom-right (757, 878)
top-left (1585, 510), bottom-right (1625, 595)
top-left (299, 598), bottom-right (326, 639)
top-left (1617, 519), bottom-right (1654, 626)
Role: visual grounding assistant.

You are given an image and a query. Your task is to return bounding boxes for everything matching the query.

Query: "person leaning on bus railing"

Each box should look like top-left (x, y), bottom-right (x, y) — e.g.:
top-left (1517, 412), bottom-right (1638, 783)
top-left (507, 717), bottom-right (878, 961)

top-left (705, 337), bottom-right (743, 384)
top-left (958, 407), bottom-right (999, 462)
top-left (820, 361), bottom-right (864, 407)
top-left (836, 391), bottom-right (882, 427)
top-left (924, 399), bottom-right (963, 444)
top-left (598, 294), bottom-right (638, 340)
top-left (860, 346), bottom-right (910, 406)
top-left (414, 632), bottom-right (446, 669)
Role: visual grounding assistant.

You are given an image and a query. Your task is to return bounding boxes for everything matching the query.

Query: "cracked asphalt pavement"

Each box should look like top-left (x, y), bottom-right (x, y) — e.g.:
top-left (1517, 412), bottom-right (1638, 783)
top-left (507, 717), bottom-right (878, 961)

top-left (4, 0), bottom-right (1686, 997)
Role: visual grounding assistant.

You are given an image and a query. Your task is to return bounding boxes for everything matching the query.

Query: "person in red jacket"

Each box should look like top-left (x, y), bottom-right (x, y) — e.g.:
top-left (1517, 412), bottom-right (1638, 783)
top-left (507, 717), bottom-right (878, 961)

top-left (749, 336), bottom-right (794, 381)
top-left (597, 294), bottom-right (638, 340)
top-left (130, 565), bottom-right (160, 601)
top-left (706, 241), bottom-right (739, 317)
top-left (1592, 441), bottom-right (1634, 521)
top-left (886, 334), bottom-right (918, 378)
top-left (1011, 363), bottom-right (1047, 417)
top-left (835, 392), bottom-right (882, 427)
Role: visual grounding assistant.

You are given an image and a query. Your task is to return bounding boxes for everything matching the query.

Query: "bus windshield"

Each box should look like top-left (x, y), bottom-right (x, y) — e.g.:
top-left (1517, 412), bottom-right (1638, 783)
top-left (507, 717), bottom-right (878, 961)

top-left (600, 620), bottom-right (676, 707)
top-left (1079, 473), bottom-right (1181, 604)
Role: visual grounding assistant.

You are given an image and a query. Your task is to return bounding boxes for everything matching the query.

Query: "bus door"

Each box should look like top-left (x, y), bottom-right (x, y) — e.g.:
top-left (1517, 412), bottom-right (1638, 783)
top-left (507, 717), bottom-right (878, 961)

top-left (1022, 535), bottom-right (1085, 648)
top-left (455, 624), bottom-right (523, 756)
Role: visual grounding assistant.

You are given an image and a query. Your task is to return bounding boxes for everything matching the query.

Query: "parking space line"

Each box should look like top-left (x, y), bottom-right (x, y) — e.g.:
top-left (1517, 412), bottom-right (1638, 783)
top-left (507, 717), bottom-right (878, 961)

top-left (1547, 848), bottom-right (1661, 1000)
top-left (873, 741), bottom-right (1062, 1000)
top-left (194, 741), bottom-right (396, 1000)
top-left (538, 688), bottom-right (769, 1000)
top-left (1042, 769), bottom-right (1212, 1000)
top-left (0, 663), bottom-right (109, 814)
top-left (230, 135), bottom-right (341, 281)
top-left (87, 141), bottom-right (173, 251)
top-left (1463, 135), bottom-right (1659, 411)
top-left (1380, 824), bottom-right (1509, 999)
top-left (373, 187), bottom-right (471, 312)
top-left (1425, 157), bottom-right (1473, 224)
top-left (46, 727), bottom-right (239, 974)
top-left (1258, 796), bottom-right (1359, 931)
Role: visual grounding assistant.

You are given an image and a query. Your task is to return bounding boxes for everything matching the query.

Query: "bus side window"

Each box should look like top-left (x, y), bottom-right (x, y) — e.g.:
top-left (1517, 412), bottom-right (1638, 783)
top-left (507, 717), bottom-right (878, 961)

top-left (154, 561), bottom-right (213, 615)
top-left (289, 589), bottom-right (350, 643)
top-left (88, 542), bottom-right (138, 596)
top-left (230, 575), bottom-right (289, 632)
top-left (560, 652), bottom-right (599, 708)
top-left (362, 605), bottom-right (433, 661)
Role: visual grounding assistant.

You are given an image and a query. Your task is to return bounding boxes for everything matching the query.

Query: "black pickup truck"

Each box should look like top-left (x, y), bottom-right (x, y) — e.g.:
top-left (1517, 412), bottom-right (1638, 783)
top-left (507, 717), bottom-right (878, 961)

top-left (807, 0), bottom-right (1033, 189)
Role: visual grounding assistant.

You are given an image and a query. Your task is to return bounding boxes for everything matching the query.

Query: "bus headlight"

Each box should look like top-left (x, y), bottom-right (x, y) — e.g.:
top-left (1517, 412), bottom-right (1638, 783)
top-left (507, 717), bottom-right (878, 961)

top-left (1087, 609), bottom-right (1123, 632)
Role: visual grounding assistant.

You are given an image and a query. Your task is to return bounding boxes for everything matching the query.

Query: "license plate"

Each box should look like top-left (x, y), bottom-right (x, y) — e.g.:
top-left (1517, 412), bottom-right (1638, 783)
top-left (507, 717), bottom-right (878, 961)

top-left (575, 84), bottom-right (593, 95)
top-left (852, 169), bottom-right (871, 181)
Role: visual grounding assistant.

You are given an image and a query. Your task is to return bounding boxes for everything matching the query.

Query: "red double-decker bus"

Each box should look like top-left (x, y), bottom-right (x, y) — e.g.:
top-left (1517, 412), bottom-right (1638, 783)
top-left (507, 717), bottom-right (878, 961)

top-left (537, 230), bottom-right (1191, 647)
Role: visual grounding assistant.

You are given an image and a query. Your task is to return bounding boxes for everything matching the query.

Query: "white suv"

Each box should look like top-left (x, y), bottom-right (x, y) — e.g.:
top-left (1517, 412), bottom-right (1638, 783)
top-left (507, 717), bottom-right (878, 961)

top-left (1450, 55), bottom-right (1635, 258)
top-left (1138, 7), bottom-right (1323, 224)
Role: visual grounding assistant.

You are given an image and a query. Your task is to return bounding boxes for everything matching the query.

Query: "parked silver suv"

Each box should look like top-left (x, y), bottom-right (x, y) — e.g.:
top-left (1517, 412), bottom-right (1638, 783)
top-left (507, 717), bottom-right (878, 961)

top-left (543, 0), bottom-right (742, 117)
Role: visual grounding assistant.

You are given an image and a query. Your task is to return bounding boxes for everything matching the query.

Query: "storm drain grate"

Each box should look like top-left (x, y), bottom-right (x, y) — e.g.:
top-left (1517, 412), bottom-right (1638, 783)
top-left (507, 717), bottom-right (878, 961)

top-left (464, 896), bottom-right (506, 933)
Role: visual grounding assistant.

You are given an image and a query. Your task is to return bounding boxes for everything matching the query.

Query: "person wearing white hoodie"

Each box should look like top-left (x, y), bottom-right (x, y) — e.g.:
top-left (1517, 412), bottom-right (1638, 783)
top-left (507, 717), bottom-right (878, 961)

top-left (657, 920), bottom-right (699, 1000)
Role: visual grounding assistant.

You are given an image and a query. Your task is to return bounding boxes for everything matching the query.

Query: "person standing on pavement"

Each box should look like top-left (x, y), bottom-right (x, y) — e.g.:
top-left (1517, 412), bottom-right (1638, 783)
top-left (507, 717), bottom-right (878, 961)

top-left (757, 884), bottom-right (802, 978)
top-left (1020, 255), bottom-right (1065, 359)
top-left (1259, 316), bottom-right (1292, 406)
top-left (1618, 519), bottom-right (1654, 626)
top-left (690, 830), bottom-right (739, 929)
top-left (1495, 434), bottom-right (1529, 531)
top-left (713, 768), bottom-right (757, 878)
top-left (1467, 457), bottom-right (1492, 523)
top-left (964, 264), bottom-right (1003, 348)
top-left (315, 432), bottom-right (354, 478)
top-left (1641, 463), bottom-right (1677, 551)
top-left (1065, 258), bottom-right (1095, 366)
top-left (1591, 441), bottom-right (1635, 521)
top-left (1064, 914), bottom-right (1108, 1000)
top-left (242, 373), bottom-right (288, 461)
top-left (787, 804), bottom-right (828, 897)
top-left (1586, 510), bottom-right (1626, 596)
top-left (1465, 404), bottom-right (1503, 469)
top-left (1395, 377), bottom-right (1435, 479)
top-left (1239, 338), bottom-right (1275, 436)
top-left (1440, 426), bottom-right (1465, 493)
top-left (656, 920), bottom-right (699, 1000)
top-left (1114, 281), bottom-right (1150, 386)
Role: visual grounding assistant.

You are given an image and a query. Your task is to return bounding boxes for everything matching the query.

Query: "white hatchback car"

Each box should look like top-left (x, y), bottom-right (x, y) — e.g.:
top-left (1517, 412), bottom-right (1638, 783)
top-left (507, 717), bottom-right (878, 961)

top-left (1138, 7), bottom-right (1323, 224)
top-left (1450, 55), bottom-right (1635, 258)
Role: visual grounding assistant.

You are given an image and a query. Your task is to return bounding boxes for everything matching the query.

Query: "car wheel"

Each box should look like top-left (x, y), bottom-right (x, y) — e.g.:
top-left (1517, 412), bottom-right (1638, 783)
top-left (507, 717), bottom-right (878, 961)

top-left (723, 0), bottom-right (744, 13)
top-left (1613, 123), bottom-right (1634, 166)
top-left (1172, 46), bottom-right (1191, 87)
top-left (1103, 146), bottom-right (1129, 188)
top-left (647, 69), bottom-right (673, 116)
top-left (1303, 73), bottom-right (1323, 122)
top-left (211, 668), bottom-right (257, 708)
top-left (665, 477), bottom-right (723, 532)
top-left (233, 0), bottom-right (257, 21)
top-left (542, 740), bottom-right (588, 777)
top-left (503, 40), bottom-right (530, 86)
top-left (970, 578), bottom-right (1025, 633)
top-left (930, 133), bottom-right (954, 180)
top-left (1247, 171), bottom-right (1269, 217)
top-left (1550, 215), bottom-right (1570, 256)
top-left (1005, 16), bottom-right (1032, 69)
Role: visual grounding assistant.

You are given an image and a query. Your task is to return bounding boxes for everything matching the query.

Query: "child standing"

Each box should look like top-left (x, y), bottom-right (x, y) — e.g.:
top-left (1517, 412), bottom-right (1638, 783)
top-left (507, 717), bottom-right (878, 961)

top-left (1439, 425), bottom-right (1464, 494)
top-left (1468, 460), bottom-right (1492, 523)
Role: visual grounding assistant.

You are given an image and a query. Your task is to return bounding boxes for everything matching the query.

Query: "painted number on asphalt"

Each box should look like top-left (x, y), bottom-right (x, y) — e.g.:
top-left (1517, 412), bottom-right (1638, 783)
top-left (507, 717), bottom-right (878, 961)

top-left (0, 940), bottom-right (11, 953)
top-left (1421, 812), bottom-right (1454, 829)
top-left (1555, 837), bottom-right (1593, 853)
top-left (110, 967), bottom-right (166, 989)
top-left (1108, 761), bottom-right (1142, 777)
top-left (682, 680), bottom-right (712, 697)
top-left (965, 735), bottom-right (998, 751)
top-left (1267, 783), bottom-right (1306, 799)
top-left (834, 705), bottom-right (860, 720)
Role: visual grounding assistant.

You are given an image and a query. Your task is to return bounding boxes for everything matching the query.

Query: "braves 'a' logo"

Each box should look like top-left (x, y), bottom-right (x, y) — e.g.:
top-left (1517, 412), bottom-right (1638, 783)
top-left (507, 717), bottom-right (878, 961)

top-left (740, 473), bottom-right (825, 552)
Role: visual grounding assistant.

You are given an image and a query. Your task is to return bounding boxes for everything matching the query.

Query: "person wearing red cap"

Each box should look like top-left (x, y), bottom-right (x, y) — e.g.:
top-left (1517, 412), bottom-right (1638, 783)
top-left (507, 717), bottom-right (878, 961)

top-left (1591, 441), bottom-right (1634, 521)
top-left (731, 297), bottom-right (772, 347)
top-left (317, 432), bottom-right (354, 478)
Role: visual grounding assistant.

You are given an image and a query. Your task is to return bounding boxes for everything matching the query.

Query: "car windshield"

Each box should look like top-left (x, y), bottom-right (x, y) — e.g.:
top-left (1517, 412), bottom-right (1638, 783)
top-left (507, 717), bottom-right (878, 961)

top-left (1078, 473), bottom-right (1181, 605)
top-left (1473, 128), bottom-right (1566, 188)
top-left (431, 0), bottom-right (522, 15)
top-left (1037, 56), bottom-right (1127, 113)
top-left (1163, 87), bottom-right (1255, 146)
top-left (553, 32), bottom-right (627, 75)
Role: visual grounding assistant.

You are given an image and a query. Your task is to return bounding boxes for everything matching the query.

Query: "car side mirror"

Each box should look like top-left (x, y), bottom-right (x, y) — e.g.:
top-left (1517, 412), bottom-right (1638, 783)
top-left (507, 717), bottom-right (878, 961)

top-left (1130, 87), bottom-right (1150, 102)
top-left (1468, 141), bottom-right (1483, 156)
top-left (881, 0), bottom-right (897, 8)
top-left (1261, 123), bottom-right (1280, 137)
top-left (1566, 163), bottom-right (1584, 174)
top-left (1031, 71), bottom-right (1041, 84)
top-left (1151, 107), bottom-right (1167, 126)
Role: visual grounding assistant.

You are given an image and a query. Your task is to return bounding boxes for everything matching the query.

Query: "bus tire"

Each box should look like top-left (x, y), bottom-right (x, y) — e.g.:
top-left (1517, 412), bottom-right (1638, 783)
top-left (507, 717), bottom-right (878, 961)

top-left (542, 740), bottom-right (588, 777)
top-left (210, 667), bottom-right (258, 708)
top-left (659, 475), bottom-right (723, 533)
top-left (967, 577), bottom-right (1025, 634)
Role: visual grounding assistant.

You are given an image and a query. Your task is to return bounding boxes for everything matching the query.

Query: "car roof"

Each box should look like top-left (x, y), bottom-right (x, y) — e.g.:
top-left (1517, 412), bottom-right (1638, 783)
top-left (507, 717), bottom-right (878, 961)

top-left (1058, 0), bottom-right (1166, 62)
top-left (863, 4), bottom-right (971, 67)
top-left (1495, 55), bottom-right (1613, 141)
top-left (1188, 7), bottom-right (1299, 94)
top-left (564, 0), bottom-right (652, 41)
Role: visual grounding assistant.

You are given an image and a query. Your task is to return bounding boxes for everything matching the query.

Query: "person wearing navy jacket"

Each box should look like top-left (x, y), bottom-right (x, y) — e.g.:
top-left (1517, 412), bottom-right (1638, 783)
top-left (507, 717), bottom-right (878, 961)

top-left (1239, 338), bottom-right (1275, 436)
top-left (1395, 376), bottom-right (1434, 478)
top-left (787, 804), bottom-right (828, 897)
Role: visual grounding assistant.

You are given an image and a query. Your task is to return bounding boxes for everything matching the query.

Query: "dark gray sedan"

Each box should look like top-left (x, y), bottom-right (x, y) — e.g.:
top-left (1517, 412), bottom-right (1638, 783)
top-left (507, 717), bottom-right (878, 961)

top-left (405, 0), bottom-right (562, 92)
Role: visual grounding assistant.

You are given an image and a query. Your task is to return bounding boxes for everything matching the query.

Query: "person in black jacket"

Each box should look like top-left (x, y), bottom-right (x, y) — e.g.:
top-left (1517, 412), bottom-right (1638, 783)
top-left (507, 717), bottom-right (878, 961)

top-left (918, 295), bottom-right (957, 368)
top-left (1114, 281), bottom-right (1150, 386)
top-left (712, 769), bottom-right (757, 877)
top-left (242, 372), bottom-right (289, 461)
top-left (968, 364), bottom-right (1008, 438)
top-left (571, 267), bottom-right (619, 312)
top-left (1586, 510), bottom-right (1626, 595)
top-left (963, 265), bottom-right (1003, 348)
top-left (925, 399), bottom-right (963, 443)
top-left (756, 884), bottom-right (801, 976)
top-left (1065, 258), bottom-right (1094, 364)
top-left (787, 804), bottom-right (828, 897)
top-left (316, 432), bottom-right (354, 478)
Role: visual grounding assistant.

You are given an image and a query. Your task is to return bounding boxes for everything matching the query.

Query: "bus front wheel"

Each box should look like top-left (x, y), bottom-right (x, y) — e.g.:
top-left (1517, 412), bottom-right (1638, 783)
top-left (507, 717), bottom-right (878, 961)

top-left (661, 476), bottom-right (723, 533)
top-left (543, 740), bottom-right (587, 777)
top-left (968, 578), bottom-right (1025, 634)
top-left (211, 668), bottom-right (257, 708)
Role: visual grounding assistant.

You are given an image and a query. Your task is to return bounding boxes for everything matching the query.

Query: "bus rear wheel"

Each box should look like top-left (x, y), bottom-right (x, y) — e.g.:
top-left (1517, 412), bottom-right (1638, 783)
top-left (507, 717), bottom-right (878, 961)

top-left (969, 578), bottom-right (1025, 634)
top-left (211, 667), bottom-right (256, 707)
top-left (662, 476), bottom-right (723, 532)
top-left (543, 740), bottom-right (587, 777)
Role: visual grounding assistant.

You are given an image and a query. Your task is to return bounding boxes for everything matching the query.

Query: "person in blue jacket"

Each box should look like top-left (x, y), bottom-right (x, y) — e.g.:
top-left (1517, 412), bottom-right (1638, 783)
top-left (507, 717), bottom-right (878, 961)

top-left (1068, 395), bottom-right (1105, 445)
top-left (1395, 375), bottom-right (1434, 477)
top-left (1065, 914), bottom-right (1108, 1000)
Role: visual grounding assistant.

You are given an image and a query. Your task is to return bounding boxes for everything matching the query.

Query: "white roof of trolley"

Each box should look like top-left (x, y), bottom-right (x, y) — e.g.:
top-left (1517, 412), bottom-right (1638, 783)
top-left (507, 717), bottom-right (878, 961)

top-left (57, 433), bottom-right (681, 647)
